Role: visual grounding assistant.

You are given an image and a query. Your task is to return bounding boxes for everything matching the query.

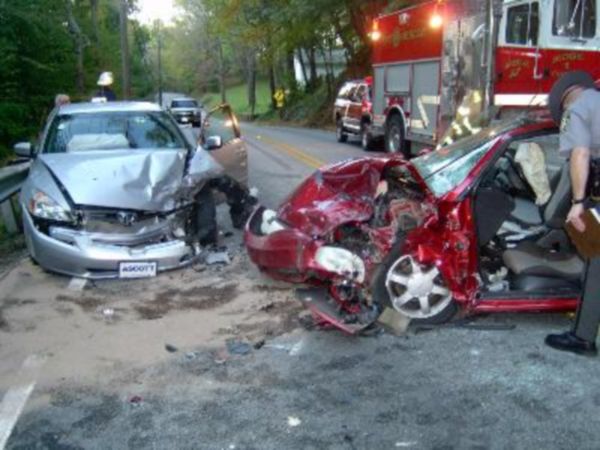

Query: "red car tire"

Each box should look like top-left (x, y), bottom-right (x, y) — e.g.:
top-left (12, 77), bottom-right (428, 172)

top-left (371, 241), bottom-right (458, 325)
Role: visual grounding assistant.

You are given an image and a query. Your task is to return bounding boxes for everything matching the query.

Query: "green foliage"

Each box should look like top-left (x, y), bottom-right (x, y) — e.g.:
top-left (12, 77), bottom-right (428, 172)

top-left (0, 0), bottom-right (153, 166)
top-left (203, 80), bottom-right (272, 117)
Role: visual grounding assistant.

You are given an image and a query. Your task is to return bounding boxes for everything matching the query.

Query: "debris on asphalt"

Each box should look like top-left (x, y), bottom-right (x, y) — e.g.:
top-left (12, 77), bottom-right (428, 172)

top-left (253, 339), bottom-right (266, 350)
top-left (264, 338), bottom-right (304, 356)
top-left (287, 416), bottom-right (302, 427)
top-left (100, 307), bottom-right (115, 322)
top-left (395, 441), bottom-right (418, 448)
top-left (205, 250), bottom-right (231, 266)
top-left (360, 323), bottom-right (385, 338)
top-left (129, 395), bottom-right (143, 405)
top-left (226, 340), bottom-right (252, 356)
top-left (191, 260), bottom-right (207, 273)
top-left (213, 348), bottom-right (229, 364)
top-left (259, 301), bottom-right (275, 312)
top-left (298, 314), bottom-right (317, 331)
top-left (377, 307), bottom-right (411, 336)
top-left (165, 344), bottom-right (179, 353)
top-left (68, 277), bottom-right (88, 292)
top-left (185, 351), bottom-right (200, 361)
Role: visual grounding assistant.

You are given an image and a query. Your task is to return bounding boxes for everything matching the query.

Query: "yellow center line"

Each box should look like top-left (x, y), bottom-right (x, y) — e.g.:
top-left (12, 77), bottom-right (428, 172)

top-left (256, 135), bottom-right (325, 169)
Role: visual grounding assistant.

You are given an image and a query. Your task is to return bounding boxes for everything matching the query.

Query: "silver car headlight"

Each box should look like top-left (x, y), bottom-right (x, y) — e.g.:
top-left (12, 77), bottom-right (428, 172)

top-left (28, 190), bottom-right (73, 222)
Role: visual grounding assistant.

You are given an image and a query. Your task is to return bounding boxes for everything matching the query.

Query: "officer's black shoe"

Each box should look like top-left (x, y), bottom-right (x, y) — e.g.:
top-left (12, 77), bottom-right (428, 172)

top-left (545, 331), bottom-right (598, 356)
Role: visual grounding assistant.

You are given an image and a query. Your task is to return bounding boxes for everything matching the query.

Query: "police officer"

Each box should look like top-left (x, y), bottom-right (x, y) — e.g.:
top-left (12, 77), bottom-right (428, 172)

top-left (546, 71), bottom-right (600, 356)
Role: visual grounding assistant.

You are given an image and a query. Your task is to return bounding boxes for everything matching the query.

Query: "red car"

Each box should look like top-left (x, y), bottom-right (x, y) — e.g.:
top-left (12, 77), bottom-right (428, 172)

top-left (333, 78), bottom-right (375, 151)
top-left (245, 111), bottom-right (580, 333)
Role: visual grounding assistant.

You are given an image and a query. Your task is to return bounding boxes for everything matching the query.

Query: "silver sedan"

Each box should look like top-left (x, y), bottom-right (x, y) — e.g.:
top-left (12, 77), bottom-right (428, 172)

top-left (14, 101), bottom-right (248, 279)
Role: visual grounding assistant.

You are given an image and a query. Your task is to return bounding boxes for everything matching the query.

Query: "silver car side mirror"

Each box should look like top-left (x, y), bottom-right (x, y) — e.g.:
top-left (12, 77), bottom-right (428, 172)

top-left (14, 142), bottom-right (32, 158)
top-left (205, 135), bottom-right (223, 151)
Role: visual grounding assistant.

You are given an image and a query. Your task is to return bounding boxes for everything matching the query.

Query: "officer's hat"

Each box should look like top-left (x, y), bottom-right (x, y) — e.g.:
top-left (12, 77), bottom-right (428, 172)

top-left (548, 70), bottom-right (595, 124)
top-left (97, 71), bottom-right (114, 87)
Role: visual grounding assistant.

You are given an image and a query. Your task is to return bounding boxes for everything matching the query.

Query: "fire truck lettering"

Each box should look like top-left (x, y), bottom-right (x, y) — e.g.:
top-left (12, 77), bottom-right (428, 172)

top-left (552, 52), bottom-right (584, 64)
top-left (507, 67), bottom-right (522, 79)
top-left (504, 59), bottom-right (530, 69)
top-left (391, 27), bottom-right (427, 47)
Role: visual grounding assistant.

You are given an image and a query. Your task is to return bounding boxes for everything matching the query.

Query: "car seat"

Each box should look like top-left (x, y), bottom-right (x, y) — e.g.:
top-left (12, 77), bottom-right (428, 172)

top-left (502, 163), bottom-right (583, 282)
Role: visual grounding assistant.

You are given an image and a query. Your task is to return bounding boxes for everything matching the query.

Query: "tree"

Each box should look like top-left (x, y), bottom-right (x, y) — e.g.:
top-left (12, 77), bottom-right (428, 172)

top-left (119, 0), bottom-right (131, 98)
top-left (0, 0), bottom-right (152, 165)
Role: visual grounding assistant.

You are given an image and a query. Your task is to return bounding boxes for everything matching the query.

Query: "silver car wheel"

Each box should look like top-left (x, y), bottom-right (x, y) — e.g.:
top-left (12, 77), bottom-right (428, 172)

top-left (385, 255), bottom-right (452, 319)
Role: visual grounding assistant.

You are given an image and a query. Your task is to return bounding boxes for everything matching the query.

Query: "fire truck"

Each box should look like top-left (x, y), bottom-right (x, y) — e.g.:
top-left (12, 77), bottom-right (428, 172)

top-left (367, 0), bottom-right (600, 157)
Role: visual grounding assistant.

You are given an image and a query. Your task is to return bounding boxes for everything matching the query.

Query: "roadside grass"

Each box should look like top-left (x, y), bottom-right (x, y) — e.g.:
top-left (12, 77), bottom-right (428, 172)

top-left (202, 80), bottom-right (272, 117)
top-left (201, 79), bottom-right (335, 129)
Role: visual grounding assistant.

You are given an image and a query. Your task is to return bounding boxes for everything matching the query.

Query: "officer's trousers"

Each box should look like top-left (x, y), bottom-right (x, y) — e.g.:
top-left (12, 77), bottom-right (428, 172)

top-left (574, 257), bottom-right (600, 341)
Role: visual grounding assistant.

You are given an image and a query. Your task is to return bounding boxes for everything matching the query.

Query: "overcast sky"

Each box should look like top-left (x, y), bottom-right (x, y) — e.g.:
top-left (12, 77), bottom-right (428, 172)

top-left (134, 0), bottom-right (182, 25)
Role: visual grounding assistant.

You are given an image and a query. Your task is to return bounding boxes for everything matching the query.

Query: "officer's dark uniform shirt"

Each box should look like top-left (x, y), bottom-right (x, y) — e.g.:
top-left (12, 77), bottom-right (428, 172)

top-left (559, 89), bottom-right (600, 158)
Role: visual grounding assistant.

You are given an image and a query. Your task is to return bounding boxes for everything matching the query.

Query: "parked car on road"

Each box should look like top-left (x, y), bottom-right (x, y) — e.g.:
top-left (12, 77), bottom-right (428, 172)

top-left (246, 110), bottom-right (579, 333)
top-left (169, 97), bottom-right (203, 127)
top-left (334, 78), bottom-right (376, 151)
top-left (14, 101), bottom-right (247, 279)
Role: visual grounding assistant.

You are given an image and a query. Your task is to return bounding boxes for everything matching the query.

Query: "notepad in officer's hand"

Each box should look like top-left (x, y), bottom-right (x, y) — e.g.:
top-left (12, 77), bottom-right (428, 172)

top-left (565, 208), bottom-right (600, 258)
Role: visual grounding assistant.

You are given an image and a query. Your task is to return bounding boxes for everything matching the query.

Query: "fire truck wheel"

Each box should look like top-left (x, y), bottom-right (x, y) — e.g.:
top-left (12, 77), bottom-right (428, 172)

top-left (361, 123), bottom-right (375, 151)
top-left (336, 118), bottom-right (348, 143)
top-left (385, 115), bottom-right (409, 157)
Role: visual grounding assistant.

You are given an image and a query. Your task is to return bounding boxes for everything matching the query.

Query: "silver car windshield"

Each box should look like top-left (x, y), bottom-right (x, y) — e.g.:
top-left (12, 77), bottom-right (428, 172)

top-left (43, 111), bottom-right (188, 153)
top-left (412, 118), bottom-right (527, 197)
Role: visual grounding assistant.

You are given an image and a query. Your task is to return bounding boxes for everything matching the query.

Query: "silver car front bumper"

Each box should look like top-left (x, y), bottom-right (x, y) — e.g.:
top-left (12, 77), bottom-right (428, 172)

top-left (23, 211), bottom-right (195, 279)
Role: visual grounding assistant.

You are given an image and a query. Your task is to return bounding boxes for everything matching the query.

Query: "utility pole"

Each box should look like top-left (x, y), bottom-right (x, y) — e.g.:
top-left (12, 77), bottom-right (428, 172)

top-left (157, 20), bottom-right (163, 107)
top-left (119, 0), bottom-right (131, 99)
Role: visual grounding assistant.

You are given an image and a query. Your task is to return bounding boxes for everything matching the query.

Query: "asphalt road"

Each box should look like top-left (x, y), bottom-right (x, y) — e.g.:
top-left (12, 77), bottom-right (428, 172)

top-left (2, 123), bottom-right (600, 449)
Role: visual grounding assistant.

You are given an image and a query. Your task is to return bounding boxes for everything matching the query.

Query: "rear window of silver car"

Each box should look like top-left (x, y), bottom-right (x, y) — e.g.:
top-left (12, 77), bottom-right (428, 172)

top-left (171, 100), bottom-right (198, 108)
top-left (43, 111), bottom-right (187, 153)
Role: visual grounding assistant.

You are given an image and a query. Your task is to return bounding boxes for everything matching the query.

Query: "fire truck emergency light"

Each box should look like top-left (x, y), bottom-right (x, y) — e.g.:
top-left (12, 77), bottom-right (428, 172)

top-left (370, 21), bottom-right (382, 42)
top-left (430, 13), bottom-right (443, 29)
top-left (370, 30), bottom-right (382, 41)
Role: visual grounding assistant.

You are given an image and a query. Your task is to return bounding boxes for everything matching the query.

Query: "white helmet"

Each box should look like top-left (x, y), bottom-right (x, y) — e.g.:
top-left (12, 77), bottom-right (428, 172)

top-left (97, 71), bottom-right (114, 87)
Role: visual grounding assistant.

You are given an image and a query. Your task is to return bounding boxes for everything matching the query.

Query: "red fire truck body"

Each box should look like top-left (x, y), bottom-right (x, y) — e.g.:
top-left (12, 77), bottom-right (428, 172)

top-left (369, 0), bottom-right (600, 155)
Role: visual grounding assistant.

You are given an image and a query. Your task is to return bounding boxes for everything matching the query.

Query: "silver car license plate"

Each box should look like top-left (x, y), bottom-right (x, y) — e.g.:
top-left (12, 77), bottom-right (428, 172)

top-left (119, 262), bottom-right (157, 279)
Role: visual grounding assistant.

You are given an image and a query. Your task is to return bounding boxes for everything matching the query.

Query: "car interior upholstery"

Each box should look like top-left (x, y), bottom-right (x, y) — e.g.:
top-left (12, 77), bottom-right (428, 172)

top-left (475, 132), bottom-right (582, 294)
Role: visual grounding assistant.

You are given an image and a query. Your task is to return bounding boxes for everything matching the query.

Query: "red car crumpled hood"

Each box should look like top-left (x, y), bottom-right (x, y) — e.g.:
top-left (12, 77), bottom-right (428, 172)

top-left (277, 157), bottom-right (391, 237)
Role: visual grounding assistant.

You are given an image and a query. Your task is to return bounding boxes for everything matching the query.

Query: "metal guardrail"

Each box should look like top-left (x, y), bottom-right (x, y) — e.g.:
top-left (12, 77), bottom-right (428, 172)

top-left (0, 162), bottom-right (30, 203)
top-left (0, 162), bottom-right (30, 233)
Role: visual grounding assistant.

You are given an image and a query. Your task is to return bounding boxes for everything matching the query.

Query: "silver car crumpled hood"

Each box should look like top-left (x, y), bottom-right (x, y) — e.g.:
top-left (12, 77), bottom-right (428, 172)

top-left (39, 148), bottom-right (224, 212)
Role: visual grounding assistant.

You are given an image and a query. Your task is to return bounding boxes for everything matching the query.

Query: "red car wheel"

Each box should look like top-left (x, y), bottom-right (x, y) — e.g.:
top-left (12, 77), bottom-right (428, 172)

top-left (372, 244), bottom-right (458, 324)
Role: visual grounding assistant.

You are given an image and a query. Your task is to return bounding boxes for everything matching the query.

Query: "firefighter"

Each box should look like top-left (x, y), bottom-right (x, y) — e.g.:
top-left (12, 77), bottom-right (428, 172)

top-left (545, 71), bottom-right (600, 356)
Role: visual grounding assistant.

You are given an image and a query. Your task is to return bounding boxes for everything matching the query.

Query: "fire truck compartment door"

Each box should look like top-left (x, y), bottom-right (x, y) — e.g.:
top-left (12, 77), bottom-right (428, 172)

top-left (373, 66), bottom-right (386, 117)
top-left (410, 61), bottom-right (440, 138)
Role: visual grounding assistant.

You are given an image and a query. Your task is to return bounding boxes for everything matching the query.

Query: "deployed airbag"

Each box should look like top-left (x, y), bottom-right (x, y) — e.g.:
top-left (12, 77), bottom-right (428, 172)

top-left (515, 142), bottom-right (551, 205)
